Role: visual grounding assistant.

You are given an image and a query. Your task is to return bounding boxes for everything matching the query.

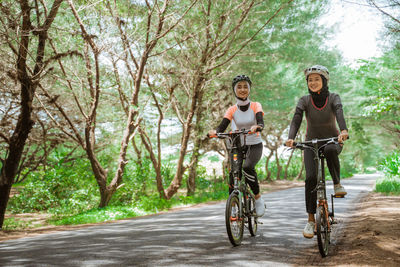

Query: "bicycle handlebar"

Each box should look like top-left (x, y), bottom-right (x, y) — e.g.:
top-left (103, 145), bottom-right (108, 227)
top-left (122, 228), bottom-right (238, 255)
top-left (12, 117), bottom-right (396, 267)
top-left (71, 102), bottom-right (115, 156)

top-left (284, 136), bottom-right (349, 151)
top-left (207, 129), bottom-right (257, 139)
top-left (294, 137), bottom-right (339, 147)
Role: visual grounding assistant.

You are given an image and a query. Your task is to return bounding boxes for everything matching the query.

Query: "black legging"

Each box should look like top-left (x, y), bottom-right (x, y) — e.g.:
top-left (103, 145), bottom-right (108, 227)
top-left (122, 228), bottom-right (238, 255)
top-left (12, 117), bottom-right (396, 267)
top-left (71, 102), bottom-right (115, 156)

top-left (229, 142), bottom-right (263, 195)
top-left (304, 143), bottom-right (342, 214)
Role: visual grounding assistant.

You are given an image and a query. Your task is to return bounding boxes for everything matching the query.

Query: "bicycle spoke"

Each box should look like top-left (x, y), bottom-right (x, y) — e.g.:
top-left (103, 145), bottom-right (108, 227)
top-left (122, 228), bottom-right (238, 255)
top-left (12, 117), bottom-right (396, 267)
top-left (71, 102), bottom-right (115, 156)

top-left (225, 194), bottom-right (244, 246)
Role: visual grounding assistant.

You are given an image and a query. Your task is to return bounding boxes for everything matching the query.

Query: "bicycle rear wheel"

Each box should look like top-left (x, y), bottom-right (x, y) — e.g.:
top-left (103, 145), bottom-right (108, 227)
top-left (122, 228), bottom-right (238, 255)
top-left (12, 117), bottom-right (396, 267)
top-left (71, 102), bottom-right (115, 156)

top-left (316, 205), bottom-right (330, 257)
top-left (225, 193), bottom-right (244, 246)
top-left (247, 195), bottom-right (257, 236)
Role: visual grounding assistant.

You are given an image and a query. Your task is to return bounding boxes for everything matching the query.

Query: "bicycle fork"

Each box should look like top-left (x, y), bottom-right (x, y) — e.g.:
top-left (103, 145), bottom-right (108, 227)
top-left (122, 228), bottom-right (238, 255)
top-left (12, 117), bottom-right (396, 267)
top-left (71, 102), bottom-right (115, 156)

top-left (231, 175), bottom-right (244, 221)
top-left (317, 195), bottom-right (338, 232)
top-left (318, 199), bottom-right (332, 232)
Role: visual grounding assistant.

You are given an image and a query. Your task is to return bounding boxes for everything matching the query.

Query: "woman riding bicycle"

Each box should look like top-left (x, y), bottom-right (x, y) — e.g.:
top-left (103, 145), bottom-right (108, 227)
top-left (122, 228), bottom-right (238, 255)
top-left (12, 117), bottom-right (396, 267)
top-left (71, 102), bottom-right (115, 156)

top-left (285, 65), bottom-right (349, 238)
top-left (208, 75), bottom-right (265, 217)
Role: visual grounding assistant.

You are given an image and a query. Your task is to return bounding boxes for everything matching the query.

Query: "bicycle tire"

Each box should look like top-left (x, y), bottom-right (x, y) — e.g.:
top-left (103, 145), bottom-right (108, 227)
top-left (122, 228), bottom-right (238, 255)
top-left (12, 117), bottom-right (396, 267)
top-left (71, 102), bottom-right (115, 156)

top-left (316, 205), bottom-right (330, 257)
top-left (225, 193), bottom-right (244, 246)
top-left (247, 195), bottom-right (257, 236)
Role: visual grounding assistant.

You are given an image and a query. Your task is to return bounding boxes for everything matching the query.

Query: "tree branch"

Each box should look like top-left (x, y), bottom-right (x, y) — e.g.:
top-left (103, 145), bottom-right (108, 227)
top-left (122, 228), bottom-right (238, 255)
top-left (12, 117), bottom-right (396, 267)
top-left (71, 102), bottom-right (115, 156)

top-left (207, 0), bottom-right (294, 72)
top-left (34, 91), bottom-right (82, 145)
top-left (368, 0), bottom-right (400, 25)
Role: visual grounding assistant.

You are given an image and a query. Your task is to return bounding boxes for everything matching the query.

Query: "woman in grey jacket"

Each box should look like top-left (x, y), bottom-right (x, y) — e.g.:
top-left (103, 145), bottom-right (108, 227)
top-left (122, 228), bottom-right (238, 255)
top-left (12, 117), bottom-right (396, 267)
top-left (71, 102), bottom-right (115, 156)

top-left (285, 65), bottom-right (349, 238)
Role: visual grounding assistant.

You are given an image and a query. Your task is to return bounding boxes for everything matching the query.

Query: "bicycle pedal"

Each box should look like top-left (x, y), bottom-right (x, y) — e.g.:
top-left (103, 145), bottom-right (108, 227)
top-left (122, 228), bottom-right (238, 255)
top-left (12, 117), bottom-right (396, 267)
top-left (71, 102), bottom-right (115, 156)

top-left (333, 194), bottom-right (345, 198)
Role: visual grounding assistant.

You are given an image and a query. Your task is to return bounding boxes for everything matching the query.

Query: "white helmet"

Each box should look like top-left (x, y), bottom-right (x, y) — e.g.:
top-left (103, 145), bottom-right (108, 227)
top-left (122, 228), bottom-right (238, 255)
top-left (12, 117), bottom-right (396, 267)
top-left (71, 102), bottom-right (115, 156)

top-left (304, 65), bottom-right (329, 82)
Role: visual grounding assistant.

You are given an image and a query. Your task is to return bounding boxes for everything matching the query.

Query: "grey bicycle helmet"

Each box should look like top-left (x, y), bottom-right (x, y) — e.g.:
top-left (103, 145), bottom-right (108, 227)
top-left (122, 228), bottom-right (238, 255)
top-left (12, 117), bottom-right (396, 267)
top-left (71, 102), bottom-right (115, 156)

top-left (232, 75), bottom-right (252, 90)
top-left (304, 65), bottom-right (329, 82)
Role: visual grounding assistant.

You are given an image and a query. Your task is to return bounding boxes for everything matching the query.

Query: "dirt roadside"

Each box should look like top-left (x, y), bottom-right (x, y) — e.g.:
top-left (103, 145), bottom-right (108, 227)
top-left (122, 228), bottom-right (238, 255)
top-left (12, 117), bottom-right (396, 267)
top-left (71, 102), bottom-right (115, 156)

top-left (295, 192), bottom-right (400, 267)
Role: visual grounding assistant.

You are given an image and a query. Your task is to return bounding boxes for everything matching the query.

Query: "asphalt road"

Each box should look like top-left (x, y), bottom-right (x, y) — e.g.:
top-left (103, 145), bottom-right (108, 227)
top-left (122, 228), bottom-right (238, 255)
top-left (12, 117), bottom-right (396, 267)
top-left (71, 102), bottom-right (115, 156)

top-left (0, 174), bottom-right (378, 267)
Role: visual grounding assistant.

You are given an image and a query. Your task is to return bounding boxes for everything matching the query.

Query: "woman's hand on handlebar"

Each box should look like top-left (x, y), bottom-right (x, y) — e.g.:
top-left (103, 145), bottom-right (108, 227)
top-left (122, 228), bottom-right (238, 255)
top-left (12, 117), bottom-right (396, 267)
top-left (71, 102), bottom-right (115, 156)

top-left (250, 125), bottom-right (262, 133)
top-left (208, 129), bottom-right (217, 137)
top-left (338, 129), bottom-right (349, 143)
top-left (285, 139), bottom-right (294, 148)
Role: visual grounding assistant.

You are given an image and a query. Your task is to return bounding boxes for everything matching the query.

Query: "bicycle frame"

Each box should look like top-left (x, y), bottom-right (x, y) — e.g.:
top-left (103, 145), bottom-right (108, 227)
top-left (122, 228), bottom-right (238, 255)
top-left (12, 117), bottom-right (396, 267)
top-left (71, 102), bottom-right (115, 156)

top-left (225, 131), bottom-right (252, 218)
top-left (287, 137), bottom-right (345, 257)
top-left (209, 129), bottom-right (259, 246)
top-left (210, 130), bottom-right (256, 217)
top-left (306, 138), bottom-right (338, 232)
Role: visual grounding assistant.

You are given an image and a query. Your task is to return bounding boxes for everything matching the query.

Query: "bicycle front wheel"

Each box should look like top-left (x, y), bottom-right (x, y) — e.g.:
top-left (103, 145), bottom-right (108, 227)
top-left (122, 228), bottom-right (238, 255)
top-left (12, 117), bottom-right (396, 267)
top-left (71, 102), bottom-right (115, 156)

top-left (316, 205), bottom-right (330, 257)
top-left (225, 193), bottom-right (244, 246)
top-left (247, 195), bottom-right (257, 236)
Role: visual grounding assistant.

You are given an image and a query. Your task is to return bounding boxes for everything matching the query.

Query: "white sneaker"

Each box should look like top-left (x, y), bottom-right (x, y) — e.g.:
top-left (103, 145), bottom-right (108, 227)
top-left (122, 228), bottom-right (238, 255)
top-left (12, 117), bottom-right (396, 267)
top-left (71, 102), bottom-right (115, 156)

top-left (303, 221), bottom-right (315, 238)
top-left (255, 197), bottom-right (265, 217)
top-left (334, 183), bottom-right (347, 197)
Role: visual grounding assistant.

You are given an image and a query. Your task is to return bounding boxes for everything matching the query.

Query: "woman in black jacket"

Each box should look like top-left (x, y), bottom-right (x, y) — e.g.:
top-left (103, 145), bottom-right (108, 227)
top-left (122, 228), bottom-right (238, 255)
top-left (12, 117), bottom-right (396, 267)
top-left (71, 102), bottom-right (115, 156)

top-left (285, 65), bottom-right (349, 238)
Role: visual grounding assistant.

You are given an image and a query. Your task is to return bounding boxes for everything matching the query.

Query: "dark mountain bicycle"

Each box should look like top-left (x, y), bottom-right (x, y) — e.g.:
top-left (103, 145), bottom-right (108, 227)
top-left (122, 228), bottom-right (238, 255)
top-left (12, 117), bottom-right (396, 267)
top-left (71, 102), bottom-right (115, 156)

top-left (208, 129), bottom-right (260, 246)
top-left (287, 137), bottom-right (345, 257)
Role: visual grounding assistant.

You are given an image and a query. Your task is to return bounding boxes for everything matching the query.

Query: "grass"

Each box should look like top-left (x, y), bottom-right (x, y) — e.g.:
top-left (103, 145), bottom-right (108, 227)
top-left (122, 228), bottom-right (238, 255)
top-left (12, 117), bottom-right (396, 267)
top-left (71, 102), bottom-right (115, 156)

top-left (49, 187), bottom-right (229, 226)
top-left (50, 206), bottom-right (147, 225)
top-left (375, 176), bottom-right (400, 195)
top-left (375, 151), bottom-right (400, 195)
top-left (2, 218), bottom-right (33, 231)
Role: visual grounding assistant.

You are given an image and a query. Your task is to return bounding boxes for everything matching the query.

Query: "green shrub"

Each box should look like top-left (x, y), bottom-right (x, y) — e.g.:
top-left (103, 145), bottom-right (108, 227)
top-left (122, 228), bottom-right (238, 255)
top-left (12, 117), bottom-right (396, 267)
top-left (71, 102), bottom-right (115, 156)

top-left (110, 157), bottom-right (154, 205)
top-left (136, 194), bottom-right (173, 212)
top-left (379, 151), bottom-right (400, 177)
top-left (375, 151), bottom-right (400, 194)
top-left (375, 177), bottom-right (400, 195)
top-left (195, 165), bottom-right (211, 190)
top-left (9, 147), bottom-right (98, 214)
top-left (161, 160), bottom-right (176, 187)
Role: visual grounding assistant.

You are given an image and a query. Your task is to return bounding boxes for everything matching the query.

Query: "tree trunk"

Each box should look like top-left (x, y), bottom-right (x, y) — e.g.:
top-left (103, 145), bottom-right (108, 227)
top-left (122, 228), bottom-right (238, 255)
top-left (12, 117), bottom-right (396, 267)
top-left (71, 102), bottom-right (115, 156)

top-left (164, 75), bottom-right (204, 199)
top-left (264, 150), bottom-right (274, 182)
top-left (186, 157), bottom-right (198, 196)
top-left (0, 184), bottom-right (12, 229)
top-left (165, 94), bottom-right (200, 198)
top-left (187, 137), bottom-right (202, 196)
top-left (165, 121), bottom-right (192, 199)
top-left (275, 149), bottom-right (282, 180)
top-left (284, 148), bottom-right (294, 180)
top-left (99, 186), bottom-right (113, 208)
top-left (222, 157), bottom-right (229, 182)
top-left (138, 127), bottom-right (166, 199)
top-left (131, 138), bottom-right (142, 166)
top-left (0, 0), bottom-right (62, 229)
top-left (187, 92), bottom-right (205, 196)
top-left (0, 92), bottom-right (35, 228)
top-left (85, 138), bottom-right (112, 208)
top-left (296, 152), bottom-right (305, 180)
